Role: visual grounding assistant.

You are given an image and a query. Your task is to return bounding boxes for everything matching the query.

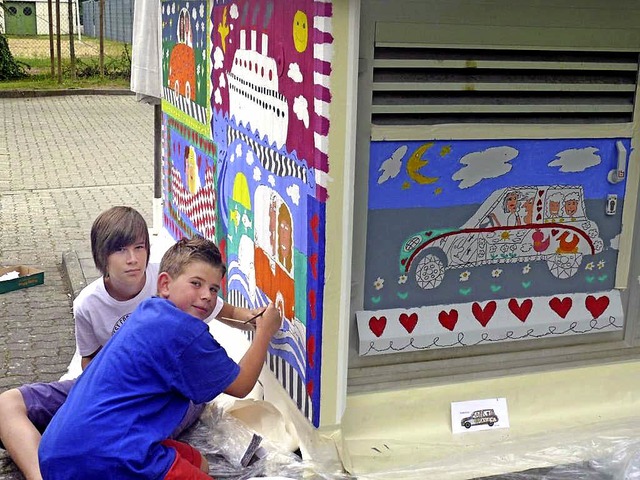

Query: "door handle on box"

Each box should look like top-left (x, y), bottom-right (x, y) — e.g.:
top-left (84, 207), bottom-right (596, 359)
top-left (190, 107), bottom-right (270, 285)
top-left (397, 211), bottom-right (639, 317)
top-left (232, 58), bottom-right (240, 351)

top-left (607, 140), bottom-right (627, 184)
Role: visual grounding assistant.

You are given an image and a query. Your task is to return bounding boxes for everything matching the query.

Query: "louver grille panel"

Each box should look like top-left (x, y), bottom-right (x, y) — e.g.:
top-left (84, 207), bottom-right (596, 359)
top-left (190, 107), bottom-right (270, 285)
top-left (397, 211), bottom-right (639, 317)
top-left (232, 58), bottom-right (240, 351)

top-left (371, 47), bottom-right (640, 125)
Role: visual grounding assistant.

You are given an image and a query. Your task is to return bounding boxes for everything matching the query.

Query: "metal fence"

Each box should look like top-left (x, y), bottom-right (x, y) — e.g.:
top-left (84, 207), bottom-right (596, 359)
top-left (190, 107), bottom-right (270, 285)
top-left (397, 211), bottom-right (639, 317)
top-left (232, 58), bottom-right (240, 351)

top-left (82, 0), bottom-right (132, 43)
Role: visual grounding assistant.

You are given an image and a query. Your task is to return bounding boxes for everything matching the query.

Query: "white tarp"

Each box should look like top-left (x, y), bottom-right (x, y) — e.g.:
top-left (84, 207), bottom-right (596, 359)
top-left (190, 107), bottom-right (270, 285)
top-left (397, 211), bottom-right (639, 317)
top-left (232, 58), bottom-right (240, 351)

top-left (130, 0), bottom-right (162, 101)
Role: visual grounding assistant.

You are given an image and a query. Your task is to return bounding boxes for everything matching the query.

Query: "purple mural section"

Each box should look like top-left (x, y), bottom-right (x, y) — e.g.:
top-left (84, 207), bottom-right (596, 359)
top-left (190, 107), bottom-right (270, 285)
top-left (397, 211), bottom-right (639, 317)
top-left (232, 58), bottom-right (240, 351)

top-left (161, 0), bottom-right (333, 427)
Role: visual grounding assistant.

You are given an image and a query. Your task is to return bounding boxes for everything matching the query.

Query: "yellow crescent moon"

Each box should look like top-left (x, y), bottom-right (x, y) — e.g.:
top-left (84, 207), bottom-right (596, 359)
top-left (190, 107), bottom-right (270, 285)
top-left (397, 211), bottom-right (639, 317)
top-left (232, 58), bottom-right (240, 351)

top-left (406, 142), bottom-right (439, 185)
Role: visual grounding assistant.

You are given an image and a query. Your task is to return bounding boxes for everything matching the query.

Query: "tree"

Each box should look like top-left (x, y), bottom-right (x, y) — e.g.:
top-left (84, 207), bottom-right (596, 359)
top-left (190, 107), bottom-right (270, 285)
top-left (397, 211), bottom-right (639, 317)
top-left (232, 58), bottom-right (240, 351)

top-left (0, 32), bottom-right (27, 80)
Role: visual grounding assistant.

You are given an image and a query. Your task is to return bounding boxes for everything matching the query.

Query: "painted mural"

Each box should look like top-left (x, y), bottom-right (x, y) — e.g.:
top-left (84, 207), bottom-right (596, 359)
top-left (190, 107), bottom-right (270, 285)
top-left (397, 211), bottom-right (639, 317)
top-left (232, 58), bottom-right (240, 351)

top-left (162, 0), bottom-right (333, 427)
top-left (357, 138), bottom-right (629, 356)
top-left (162, 0), bottom-right (210, 131)
top-left (162, 115), bottom-right (221, 245)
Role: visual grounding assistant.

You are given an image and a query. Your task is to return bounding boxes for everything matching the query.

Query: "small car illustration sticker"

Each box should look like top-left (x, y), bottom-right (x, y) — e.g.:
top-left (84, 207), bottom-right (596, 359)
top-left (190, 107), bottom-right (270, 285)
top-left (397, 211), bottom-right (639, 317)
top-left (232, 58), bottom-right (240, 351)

top-left (461, 408), bottom-right (499, 429)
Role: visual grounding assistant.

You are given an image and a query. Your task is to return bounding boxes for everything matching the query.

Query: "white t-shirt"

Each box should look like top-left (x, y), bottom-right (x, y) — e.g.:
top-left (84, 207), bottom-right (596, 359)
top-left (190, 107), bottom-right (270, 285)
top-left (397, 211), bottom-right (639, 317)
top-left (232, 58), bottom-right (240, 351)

top-left (73, 263), bottom-right (224, 357)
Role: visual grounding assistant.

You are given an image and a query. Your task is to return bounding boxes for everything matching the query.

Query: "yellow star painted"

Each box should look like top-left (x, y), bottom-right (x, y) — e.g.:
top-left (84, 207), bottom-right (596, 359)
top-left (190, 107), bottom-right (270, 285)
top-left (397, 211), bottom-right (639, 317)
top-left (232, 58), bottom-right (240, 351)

top-left (218, 6), bottom-right (230, 53)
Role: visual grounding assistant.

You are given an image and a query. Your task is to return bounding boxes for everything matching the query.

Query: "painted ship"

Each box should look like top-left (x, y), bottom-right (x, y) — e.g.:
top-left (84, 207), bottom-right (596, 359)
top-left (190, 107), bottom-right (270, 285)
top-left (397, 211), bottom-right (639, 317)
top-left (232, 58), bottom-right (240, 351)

top-left (227, 30), bottom-right (289, 148)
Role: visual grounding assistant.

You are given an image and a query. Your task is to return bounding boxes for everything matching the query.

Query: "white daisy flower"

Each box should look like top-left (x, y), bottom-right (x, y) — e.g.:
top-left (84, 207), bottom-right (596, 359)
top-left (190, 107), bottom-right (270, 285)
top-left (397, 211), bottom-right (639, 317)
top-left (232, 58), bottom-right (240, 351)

top-left (522, 264), bottom-right (531, 274)
top-left (398, 275), bottom-right (407, 285)
top-left (491, 268), bottom-right (503, 278)
top-left (374, 277), bottom-right (385, 291)
top-left (585, 262), bottom-right (595, 271)
top-left (597, 260), bottom-right (606, 269)
top-left (459, 271), bottom-right (471, 282)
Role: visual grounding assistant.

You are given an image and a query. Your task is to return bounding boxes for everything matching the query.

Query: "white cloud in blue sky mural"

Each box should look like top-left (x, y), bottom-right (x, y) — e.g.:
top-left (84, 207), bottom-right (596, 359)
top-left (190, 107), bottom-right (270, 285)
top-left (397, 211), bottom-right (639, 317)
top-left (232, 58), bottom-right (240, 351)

top-left (547, 147), bottom-right (601, 172)
top-left (377, 145), bottom-right (407, 184)
top-left (452, 146), bottom-right (518, 189)
top-left (287, 184), bottom-right (301, 206)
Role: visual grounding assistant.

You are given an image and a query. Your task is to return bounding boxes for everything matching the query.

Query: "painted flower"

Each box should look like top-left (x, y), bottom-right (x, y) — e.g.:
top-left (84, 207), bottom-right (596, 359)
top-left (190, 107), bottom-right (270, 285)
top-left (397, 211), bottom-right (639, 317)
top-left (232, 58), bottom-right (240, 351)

top-left (500, 231), bottom-right (511, 240)
top-left (459, 271), bottom-right (471, 282)
top-left (374, 277), bottom-right (385, 291)
top-left (491, 268), bottom-right (503, 278)
top-left (585, 262), bottom-right (595, 271)
top-left (597, 260), bottom-right (606, 269)
top-left (522, 264), bottom-right (531, 274)
top-left (398, 275), bottom-right (407, 285)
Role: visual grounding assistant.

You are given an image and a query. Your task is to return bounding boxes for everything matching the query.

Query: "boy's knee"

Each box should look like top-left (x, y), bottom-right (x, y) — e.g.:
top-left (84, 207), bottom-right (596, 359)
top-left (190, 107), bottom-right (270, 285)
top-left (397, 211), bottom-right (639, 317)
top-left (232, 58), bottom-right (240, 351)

top-left (0, 389), bottom-right (27, 417)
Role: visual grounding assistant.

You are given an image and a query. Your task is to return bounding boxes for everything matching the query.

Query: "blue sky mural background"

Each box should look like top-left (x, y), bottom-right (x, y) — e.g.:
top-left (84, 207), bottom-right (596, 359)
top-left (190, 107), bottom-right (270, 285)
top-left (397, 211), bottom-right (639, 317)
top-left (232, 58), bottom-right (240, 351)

top-left (370, 138), bottom-right (631, 210)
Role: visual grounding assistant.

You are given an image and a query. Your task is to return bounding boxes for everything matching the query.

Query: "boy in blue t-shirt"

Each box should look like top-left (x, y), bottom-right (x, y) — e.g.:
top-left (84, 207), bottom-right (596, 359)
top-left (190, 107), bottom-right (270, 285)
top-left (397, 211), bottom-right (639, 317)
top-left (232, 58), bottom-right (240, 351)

top-left (38, 236), bottom-right (282, 479)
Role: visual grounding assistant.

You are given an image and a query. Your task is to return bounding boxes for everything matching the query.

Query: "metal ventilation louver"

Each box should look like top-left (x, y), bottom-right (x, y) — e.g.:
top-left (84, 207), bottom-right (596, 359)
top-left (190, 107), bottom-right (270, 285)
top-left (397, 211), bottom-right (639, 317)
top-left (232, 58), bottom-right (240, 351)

top-left (371, 46), bottom-right (639, 125)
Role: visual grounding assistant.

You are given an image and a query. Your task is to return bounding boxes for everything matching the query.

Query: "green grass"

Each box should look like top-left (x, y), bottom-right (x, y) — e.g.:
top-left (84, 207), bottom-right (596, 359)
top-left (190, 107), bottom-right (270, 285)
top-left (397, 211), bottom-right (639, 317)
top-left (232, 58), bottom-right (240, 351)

top-left (0, 74), bottom-right (129, 90)
top-left (2, 35), bottom-right (132, 90)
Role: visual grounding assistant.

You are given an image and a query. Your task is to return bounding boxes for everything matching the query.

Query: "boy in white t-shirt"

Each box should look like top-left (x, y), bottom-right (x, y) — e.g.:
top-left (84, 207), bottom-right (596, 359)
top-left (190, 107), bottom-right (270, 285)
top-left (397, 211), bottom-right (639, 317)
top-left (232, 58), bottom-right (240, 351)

top-left (0, 206), bottom-right (258, 480)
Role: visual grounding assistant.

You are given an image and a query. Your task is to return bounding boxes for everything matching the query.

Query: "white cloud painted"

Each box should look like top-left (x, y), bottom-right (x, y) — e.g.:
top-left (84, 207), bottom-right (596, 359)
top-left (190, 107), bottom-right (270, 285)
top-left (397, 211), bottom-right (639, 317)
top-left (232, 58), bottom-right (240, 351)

top-left (287, 63), bottom-right (303, 83)
top-left (378, 145), bottom-right (407, 184)
top-left (293, 96), bottom-right (309, 128)
top-left (453, 146), bottom-right (519, 189)
top-left (214, 88), bottom-right (222, 105)
top-left (230, 4), bottom-right (239, 19)
top-left (253, 166), bottom-right (262, 182)
top-left (213, 46), bottom-right (224, 70)
top-left (287, 184), bottom-right (301, 206)
top-left (548, 147), bottom-right (601, 172)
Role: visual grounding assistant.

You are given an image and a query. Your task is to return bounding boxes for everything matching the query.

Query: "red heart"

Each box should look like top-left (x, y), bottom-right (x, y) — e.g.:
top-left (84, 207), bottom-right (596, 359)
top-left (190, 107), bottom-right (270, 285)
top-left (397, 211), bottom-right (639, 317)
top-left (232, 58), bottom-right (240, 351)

top-left (307, 335), bottom-right (316, 367)
top-left (306, 380), bottom-right (314, 396)
top-left (309, 214), bottom-right (319, 244)
top-left (309, 289), bottom-right (317, 319)
top-left (369, 316), bottom-right (387, 337)
top-left (399, 312), bottom-right (418, 333)
top-left (551, 229), bottom-right (559, 235)
top-left (309, 253), bottom-right (318, 280)
top-left (549, 297), bottom-right (572, 318)
top-left (508, 298), bottom-right (533, 322)
top-left (536, 214), bottom-right (542, 221)
top-left (438, 309), bottom-right (458, 331)
top-left (472, 301), bottom-right (497, 327)
top-left (585, 295), bottom-right (609, 319)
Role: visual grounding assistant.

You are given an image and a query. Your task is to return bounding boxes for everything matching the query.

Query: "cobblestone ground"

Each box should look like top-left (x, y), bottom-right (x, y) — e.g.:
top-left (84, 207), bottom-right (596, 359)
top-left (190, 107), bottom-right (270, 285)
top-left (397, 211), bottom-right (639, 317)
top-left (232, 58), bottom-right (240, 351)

top-left (0, 95), bottom-right (154, 478)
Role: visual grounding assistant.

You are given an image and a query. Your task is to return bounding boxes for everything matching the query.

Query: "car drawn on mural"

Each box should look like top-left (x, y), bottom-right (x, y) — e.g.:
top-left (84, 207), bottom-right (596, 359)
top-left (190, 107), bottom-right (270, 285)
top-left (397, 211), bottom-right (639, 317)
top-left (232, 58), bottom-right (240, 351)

top-left (399, 185), bottom-right (604, 290)
top-left (461, 409), bottom-right (499, 429)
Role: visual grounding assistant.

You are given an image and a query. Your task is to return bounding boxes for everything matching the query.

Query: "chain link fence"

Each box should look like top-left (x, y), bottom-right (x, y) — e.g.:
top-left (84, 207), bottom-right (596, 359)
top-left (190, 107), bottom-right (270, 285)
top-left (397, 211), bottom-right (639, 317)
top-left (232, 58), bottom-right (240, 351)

top-left (0, 0), bottom-right (133, 81)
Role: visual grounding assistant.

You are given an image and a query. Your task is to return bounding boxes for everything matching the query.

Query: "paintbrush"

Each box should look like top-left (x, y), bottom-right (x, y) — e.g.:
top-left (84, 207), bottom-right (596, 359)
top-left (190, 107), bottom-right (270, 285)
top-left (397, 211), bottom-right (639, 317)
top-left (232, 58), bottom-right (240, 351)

top-left (218, 307), bottom-right (267, 326)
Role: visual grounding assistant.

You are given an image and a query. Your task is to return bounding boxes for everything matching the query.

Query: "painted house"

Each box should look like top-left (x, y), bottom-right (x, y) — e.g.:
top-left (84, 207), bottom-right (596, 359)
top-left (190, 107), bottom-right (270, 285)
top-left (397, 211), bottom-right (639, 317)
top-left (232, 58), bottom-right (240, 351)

top-left (156, 0), bottom-right (640, 477)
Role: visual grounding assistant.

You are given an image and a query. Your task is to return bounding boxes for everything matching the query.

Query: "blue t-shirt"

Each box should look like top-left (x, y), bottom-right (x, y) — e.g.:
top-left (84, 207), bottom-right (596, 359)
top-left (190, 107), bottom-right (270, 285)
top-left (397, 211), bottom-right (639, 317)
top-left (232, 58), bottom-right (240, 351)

top-left (39, 297), bottom-right (240, 479)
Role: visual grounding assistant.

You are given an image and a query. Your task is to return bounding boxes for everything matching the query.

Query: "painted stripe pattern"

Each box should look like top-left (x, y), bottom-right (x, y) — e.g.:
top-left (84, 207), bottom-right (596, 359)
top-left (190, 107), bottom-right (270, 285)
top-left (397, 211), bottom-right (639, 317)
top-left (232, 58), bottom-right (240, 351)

top-left (226, 125), bottom-right (309, 183)
top-left (163, 86), bottom-right (207, 125)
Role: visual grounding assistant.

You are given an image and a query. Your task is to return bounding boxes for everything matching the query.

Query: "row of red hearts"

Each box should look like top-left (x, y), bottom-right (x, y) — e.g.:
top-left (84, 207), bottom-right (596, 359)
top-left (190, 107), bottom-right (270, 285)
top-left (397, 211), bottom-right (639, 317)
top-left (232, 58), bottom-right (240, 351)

top-left (368, 295), bottom-right (610, 336)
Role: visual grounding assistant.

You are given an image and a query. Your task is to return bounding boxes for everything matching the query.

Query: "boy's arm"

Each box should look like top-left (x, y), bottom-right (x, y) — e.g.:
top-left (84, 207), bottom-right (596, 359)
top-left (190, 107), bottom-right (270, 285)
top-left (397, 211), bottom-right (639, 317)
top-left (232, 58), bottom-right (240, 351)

top-left (216, 302), bottom-right (264, 329)
top-left (224, 303), bottom-right (281, 398)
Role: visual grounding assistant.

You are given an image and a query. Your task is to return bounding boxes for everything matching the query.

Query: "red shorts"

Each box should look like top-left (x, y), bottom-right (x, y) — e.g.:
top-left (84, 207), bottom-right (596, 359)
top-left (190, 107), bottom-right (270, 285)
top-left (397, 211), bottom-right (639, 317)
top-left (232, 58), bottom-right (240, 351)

top-left (162, 439), bottom-right (211, 479)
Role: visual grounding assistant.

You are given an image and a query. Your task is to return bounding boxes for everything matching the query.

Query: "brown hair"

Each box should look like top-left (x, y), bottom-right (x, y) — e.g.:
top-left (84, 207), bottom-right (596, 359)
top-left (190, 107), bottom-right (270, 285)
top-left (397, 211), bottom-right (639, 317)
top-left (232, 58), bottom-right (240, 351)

top-left (159, 235), bottom-right (226, 279)
top-left (91, 206), bottom-right (150, 275)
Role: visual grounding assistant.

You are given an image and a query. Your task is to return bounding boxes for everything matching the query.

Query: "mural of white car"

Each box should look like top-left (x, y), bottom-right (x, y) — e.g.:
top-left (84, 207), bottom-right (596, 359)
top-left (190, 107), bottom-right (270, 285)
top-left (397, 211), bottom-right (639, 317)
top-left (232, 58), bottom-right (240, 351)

top-left (399, 185), bottom-right (604, 290)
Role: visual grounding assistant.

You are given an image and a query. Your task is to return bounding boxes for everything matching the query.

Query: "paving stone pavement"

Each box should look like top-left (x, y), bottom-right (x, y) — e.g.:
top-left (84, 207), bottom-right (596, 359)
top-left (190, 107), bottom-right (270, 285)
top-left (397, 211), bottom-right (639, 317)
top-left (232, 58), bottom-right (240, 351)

top-left (0, 94), bottom-right (155, 479)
